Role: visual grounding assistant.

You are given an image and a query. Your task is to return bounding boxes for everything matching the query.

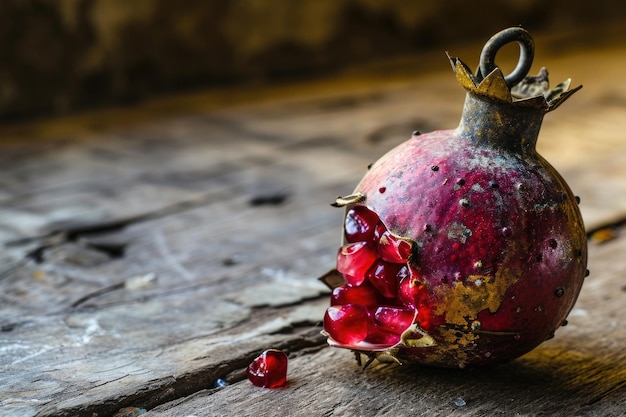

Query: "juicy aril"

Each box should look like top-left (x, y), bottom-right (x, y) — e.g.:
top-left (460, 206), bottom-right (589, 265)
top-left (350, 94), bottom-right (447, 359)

top-left (322, 28), bottom-right (587, 368)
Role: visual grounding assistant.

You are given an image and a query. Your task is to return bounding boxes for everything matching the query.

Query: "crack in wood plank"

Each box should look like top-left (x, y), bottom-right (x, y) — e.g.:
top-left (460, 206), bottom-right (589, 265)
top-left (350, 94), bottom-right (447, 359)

top-left (32, 327), bottom-right (327, 417)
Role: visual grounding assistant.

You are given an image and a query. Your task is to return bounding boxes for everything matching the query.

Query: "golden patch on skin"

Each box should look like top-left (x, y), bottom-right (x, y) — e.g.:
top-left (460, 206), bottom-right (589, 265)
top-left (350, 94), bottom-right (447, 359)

top-left (438, 326), bottom-right (479, 349)
top-left (434, 265), bottom-right (520, 328)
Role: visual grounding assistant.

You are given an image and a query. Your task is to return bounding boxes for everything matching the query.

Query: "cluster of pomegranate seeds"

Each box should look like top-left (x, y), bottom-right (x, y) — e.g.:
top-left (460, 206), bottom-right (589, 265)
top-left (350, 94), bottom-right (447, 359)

top-left (324, 205), bottom-right (428, 348)
top-left (247, 349), bottom-right (288, 388)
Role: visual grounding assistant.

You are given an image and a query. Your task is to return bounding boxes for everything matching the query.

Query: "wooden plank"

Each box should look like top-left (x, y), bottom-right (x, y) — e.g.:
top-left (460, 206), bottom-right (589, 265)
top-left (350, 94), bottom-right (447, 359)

top-left (142, 232), bottom-right (626, 417)
top-left (0, 33), bottom-right (625, 417)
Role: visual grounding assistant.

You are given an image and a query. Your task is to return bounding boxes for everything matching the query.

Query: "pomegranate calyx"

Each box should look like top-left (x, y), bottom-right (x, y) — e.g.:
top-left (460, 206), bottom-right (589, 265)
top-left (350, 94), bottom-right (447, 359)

top-left (401, 323), bottom-right (437, 348)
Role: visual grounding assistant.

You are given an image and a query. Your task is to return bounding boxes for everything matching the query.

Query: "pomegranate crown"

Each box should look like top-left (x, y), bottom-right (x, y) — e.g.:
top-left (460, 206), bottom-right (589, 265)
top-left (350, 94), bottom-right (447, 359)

top-left (447, 27), bottom-right (582, 113)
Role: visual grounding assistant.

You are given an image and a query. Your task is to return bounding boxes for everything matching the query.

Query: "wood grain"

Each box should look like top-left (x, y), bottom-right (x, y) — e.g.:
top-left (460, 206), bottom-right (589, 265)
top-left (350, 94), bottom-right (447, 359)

top-left (1, 31), bottom-right (625, 417)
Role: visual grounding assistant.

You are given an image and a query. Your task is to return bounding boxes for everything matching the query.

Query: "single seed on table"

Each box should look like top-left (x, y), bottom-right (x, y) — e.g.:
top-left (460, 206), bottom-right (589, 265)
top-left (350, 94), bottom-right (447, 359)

top-left (247, 349), bottom-right (288, 388)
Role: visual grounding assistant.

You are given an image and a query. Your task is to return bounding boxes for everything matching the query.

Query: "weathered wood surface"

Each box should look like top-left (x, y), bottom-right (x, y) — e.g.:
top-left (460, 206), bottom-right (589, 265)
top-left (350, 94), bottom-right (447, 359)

top-left (1, 31), bottom-right (626, 417)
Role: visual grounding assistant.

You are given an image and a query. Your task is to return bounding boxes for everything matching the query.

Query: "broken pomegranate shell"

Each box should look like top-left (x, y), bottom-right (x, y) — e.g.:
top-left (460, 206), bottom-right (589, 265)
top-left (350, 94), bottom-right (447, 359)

top-left (322, 27), bottom-right (587, 368)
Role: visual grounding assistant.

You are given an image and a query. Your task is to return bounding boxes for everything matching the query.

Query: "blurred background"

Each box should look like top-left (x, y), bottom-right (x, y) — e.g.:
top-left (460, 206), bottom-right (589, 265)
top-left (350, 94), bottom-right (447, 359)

top-left (1, 0), bottom-right (625, 122)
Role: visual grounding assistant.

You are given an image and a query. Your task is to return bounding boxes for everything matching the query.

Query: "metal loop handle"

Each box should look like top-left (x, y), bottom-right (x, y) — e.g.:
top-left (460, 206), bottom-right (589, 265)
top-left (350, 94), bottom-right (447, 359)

top-left (478, 27), bottom-right (534, 88)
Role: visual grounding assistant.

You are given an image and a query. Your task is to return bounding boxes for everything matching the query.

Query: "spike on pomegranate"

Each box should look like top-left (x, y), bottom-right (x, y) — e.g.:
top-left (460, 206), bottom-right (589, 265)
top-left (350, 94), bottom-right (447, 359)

top-left (322, 27), bottom-right (587, 368)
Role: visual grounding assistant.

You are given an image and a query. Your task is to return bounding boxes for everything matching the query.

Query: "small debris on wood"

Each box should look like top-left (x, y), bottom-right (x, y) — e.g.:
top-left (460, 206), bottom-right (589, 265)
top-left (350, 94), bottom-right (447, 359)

top-left (453, 397), bottom-right (467, 407)
top-left (214, 378), bottom-right (229, 388)
top-left (590, 227), bottom-right (618, 244)
top-left (124, 272), bottom-right (158, 290)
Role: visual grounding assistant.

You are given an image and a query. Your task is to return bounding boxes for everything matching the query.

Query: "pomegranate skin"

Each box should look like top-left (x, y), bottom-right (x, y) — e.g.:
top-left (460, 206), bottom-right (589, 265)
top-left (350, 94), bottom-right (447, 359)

top-left (353, 124), bottom-right (586, 367)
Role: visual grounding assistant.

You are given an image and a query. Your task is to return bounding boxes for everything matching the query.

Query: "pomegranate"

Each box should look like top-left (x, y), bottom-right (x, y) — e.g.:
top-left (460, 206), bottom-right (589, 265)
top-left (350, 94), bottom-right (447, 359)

top-left (322, 28), bottom-right (587, 368)
top-left (247, 349), bottom-right (289, 388)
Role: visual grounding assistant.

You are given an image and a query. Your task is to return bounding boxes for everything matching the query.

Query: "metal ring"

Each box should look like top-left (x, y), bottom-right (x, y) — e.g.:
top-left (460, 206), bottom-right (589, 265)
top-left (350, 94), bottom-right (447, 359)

top-left (479, 27), bottom-right (534, 88)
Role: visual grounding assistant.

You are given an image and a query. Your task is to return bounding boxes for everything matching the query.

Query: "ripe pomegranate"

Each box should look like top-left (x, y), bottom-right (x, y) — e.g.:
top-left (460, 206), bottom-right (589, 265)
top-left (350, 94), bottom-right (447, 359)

top-left (322, 28), bottom-right (587, 368)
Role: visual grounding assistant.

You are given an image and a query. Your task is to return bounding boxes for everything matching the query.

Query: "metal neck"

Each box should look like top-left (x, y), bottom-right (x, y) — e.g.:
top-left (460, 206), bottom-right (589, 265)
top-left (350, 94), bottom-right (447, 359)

top-left (456, 92), bottom-right (544, 153)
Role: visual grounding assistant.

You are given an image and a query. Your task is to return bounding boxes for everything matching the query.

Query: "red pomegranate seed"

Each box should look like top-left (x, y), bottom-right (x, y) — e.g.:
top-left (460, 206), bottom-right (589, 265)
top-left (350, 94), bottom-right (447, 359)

top-left (330, 283), bottom-right (378, 307)
top-left (336, 242), bottom-right (378, 286)
top-left (373, 221), bottom-right (387, 242)
top-left (374, 306), bottom-right (416, 335)
top-left (365, 326), bottom-right (401, 346)
top-left (344, 205), bottom-right (381, 243)
top-left (398, 274), bottom-right (437, 330)
top-left (324, 304), bottom-right (369, 345)
top-left (366, 260), bottom-right (403, 298)
top-left (247, 349), bottom-right (288, 388)
top-left (416, 307), bottom-right (437, 331)
top-left (378, 231), bottom-right (412, 263)
top-left (398, 271), bottom-right (426, 306)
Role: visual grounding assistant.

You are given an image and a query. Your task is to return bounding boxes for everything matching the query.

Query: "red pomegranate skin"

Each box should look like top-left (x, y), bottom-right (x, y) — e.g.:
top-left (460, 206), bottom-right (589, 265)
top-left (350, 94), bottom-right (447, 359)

top-left (347, 125), bottom-right (587, 367)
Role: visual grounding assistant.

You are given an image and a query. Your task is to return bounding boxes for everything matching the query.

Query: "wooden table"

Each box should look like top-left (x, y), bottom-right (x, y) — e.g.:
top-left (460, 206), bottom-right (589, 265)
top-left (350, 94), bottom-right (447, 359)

top-left (1, 30), bottom-right (625, 417)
